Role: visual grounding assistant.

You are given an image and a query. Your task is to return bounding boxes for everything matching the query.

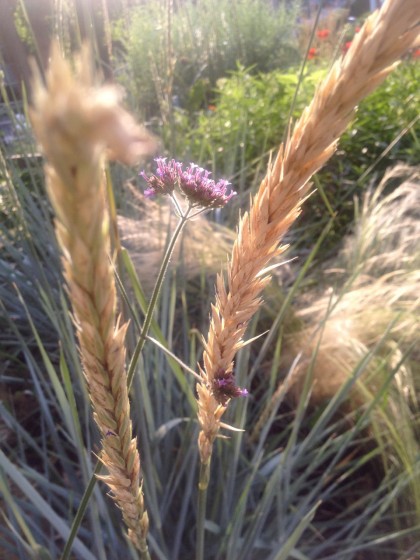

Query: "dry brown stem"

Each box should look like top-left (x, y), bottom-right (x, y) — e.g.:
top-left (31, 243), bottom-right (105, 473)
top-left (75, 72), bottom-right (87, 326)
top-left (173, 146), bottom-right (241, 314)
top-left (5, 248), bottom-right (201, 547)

top-left (30, 44), bottom-right (156, 552)
top-left (197, 0), bottom-right (419, 464)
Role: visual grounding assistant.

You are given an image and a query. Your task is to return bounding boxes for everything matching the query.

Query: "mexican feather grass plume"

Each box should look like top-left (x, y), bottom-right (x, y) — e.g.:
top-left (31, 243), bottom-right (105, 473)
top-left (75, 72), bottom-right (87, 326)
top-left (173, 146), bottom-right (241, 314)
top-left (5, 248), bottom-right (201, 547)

top-left (30, 44), bottom-right (156, 553)
top-left (197, 0), bottom-right (420, 467)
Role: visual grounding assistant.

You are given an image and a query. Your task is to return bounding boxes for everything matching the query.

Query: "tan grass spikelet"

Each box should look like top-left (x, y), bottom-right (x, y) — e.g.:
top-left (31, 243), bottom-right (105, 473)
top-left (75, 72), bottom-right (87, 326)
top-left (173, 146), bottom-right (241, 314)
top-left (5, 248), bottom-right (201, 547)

top-left (30, 43), bottom-right (156, 553)
top-left (197, 0), bottom-right (420, 464)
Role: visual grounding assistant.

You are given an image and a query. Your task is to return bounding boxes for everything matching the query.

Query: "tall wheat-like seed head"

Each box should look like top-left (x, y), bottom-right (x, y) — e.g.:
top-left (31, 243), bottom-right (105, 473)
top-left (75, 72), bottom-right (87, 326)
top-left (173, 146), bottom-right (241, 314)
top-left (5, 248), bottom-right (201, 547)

top-left (197, 0), bottom-right (419, 466)
top-left (30, 44), bottom-right (157, 552)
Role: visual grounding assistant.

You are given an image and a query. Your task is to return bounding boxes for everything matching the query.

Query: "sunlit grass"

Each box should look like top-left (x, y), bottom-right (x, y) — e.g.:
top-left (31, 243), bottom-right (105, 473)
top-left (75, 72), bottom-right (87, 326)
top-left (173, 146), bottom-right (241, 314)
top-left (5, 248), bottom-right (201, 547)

top-left (0, 1), bottom-right (419, 559)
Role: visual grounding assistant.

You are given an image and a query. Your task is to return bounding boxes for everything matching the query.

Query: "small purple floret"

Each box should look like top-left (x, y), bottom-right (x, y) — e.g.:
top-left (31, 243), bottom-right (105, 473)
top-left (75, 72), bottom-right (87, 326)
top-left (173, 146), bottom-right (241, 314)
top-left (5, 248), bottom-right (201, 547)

top-left (212, 368), bottom-right (249, 406)
top-left (179, 164), bottom-right (236, 209)
top-left (140, 158), bottom-right (236, 209)
top-left (140, 157), bottom-right (181, 197)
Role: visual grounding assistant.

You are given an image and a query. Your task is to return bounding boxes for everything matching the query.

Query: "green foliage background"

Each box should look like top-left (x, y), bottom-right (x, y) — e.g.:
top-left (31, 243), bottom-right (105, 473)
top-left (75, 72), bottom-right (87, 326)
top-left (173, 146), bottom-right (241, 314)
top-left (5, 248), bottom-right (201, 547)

top-left (113, 0), bottom-right (301, 119)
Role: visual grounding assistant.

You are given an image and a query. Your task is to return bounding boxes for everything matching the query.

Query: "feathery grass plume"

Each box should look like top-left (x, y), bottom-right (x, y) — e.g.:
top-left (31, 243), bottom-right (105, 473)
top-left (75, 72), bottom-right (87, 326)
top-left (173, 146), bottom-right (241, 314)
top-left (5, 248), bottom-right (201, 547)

top-left (282, 166), bottom-right (420, 519)
top-left (286, 165), bottom-right (420, 404)
top-left (197, 0), bottom-right (420, 466)
top-left (30, 43), bottom-right (157, 554)
top-left (341, 165), bottom-right (420, 276)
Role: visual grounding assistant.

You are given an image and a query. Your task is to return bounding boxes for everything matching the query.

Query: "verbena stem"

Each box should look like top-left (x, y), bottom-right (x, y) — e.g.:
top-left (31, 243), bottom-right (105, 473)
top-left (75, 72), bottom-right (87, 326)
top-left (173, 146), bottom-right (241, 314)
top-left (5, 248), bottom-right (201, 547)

top-left (196, 459), bottom-right (211, 560)
top-left (127, 202), bottom-right (192, 388)
top-left (63, 201), bottom-right (192, 559)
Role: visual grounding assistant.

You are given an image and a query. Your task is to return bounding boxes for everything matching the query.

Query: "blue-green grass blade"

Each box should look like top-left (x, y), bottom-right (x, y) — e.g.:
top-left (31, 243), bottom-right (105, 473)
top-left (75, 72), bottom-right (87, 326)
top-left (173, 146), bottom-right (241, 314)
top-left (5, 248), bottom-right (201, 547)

top-left (0, 449), bottom-right (96, 560)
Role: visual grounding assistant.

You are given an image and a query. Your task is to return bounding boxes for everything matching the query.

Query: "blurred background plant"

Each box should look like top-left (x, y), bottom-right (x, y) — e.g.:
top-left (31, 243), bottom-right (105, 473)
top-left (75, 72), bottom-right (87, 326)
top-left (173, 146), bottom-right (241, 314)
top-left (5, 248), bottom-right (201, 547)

top-left (112, 0), bottom-right (301, 119)
top-left (0, 0), bottom-right (419, 559)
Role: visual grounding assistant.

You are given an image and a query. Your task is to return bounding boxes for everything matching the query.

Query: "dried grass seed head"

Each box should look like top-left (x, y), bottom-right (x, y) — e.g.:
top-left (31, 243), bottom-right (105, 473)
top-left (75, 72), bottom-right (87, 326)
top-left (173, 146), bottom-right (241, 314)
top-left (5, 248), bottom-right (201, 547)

top-left (30, 43), bottom-right (157, 175)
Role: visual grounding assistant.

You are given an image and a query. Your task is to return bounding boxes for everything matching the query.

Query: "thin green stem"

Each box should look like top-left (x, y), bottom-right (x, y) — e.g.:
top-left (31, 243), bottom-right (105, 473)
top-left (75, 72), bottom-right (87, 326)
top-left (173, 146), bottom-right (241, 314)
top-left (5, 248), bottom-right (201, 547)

top-left (63, 464), bottom-right (151, 560)
top-left (127, 204), bottom-right (192, 389)
top-left (196, 459), bottom-right (211, 560)
top-left (141, 545), bottom-right (152, 560)
top-left (283, 0), bottom-right (323, 144)
top-left (62, 460), bottom-right (103, 560)
top-left (171, 193), bottom-right (184, 217)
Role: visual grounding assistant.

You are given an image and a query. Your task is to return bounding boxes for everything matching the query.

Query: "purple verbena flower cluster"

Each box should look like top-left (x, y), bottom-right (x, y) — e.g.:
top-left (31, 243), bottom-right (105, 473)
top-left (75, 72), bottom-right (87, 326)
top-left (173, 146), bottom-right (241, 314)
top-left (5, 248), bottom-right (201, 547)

top-left (140, 158), bottom-right (181, 197)
top-left (140, 158), bottom-right (236, 209)
top-left (179, 164), bottom-right (235, 209)
top-left (212, 368), bottom-right (249, 406)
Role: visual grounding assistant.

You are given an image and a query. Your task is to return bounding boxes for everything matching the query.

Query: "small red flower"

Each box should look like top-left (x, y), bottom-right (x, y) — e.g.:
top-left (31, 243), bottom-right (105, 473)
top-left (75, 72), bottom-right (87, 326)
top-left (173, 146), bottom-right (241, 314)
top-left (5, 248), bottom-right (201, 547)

top-left (412, 48), bottom-right (420, 59)
top-left (355, 26), bottom-right (361, 33)
top-left (308, 47), bottom-right (317, 60)
top-left (317, 29), bottom-right (330, 40)
top-left (343, 41), bottom-right (352, 53)
top-left (208, 104), bottom-right (217, 111)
